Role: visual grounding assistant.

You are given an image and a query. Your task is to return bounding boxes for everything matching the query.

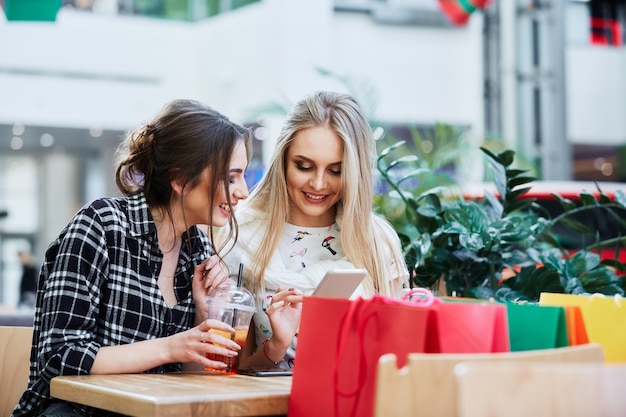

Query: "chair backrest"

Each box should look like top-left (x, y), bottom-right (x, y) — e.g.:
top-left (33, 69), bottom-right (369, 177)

top-left (0, 326), bottom-right (33, 417)
top-left (373, 343), bottom-right (604, 417)
top-left (455, 362), bottom-right (626, 417)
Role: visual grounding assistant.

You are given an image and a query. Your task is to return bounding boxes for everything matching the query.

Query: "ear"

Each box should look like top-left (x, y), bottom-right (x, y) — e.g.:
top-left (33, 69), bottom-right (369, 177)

top-left (171, 177), bottom-right (185, 197)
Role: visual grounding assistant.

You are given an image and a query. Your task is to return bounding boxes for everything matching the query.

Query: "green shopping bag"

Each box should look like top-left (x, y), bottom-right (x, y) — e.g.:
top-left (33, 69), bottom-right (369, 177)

top-left (506, 303), bottom-right (568, 351)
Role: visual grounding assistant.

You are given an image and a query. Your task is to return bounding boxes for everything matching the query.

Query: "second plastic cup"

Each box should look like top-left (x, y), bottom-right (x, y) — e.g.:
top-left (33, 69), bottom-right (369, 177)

top-left (204, 285), bottom-right (256, 374)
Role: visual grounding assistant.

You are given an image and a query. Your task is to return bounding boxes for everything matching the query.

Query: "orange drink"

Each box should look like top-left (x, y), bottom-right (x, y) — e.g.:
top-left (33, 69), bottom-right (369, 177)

top-left (204, 284), bottom-right (256, 374)
top-left (205, 327), bottom-right (249, 374)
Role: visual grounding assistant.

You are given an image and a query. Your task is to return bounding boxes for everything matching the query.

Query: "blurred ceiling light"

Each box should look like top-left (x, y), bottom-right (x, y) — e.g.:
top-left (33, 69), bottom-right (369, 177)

top-left (421, 139), bottom-right (434, 154)
top-left (12, 123), bottom-right (25, 136)
top-left (11, 136), bottom-right (23, 150)
top-left (253, 126), bottom-right (268, 141)
top-left (601, 162), bottom-right (613, 177)
top-left (89, 126), bottom-right (103, 138)
top-left (593, 157), bottom-right (605, 170)
top-left (40, 133), bottom-right (55, 147)
top-left (372, 126), bottom-right (385, 140)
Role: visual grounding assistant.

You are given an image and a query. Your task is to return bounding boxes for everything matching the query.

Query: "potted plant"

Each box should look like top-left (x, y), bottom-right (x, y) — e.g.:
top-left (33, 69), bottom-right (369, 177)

top-left (375, 141), bottom-right (626, 302)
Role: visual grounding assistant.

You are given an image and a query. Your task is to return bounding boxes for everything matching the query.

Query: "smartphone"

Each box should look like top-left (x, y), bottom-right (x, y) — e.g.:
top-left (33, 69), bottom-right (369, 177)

top-left (312, 268), bottom-right (367, 298)
top-left (238, 368), bottom-right (293, 377)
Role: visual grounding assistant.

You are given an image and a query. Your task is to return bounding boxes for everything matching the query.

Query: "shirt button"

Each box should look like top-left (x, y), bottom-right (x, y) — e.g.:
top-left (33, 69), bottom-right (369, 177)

top-left (167, 325), bottom-right (175, 333)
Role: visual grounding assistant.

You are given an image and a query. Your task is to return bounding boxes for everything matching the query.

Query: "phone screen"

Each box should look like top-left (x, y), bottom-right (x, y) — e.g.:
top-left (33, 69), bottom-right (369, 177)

top-left (238, 368), bottom-right (293, 377)
top-left (312, 268), bottom-right (367, 298)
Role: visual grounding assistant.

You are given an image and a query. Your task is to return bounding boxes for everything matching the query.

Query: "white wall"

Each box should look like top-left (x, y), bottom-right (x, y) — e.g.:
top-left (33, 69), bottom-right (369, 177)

top-left (564, 3), bottom-right (626, 145)
top-left (2, 2), bottom-right (625, 149)
top-left (567, 47), bottom-right (626, 145)
top-left (0, 12), bottom-right (198, 129)
top-left (0, 0), bottom-right (485, 137)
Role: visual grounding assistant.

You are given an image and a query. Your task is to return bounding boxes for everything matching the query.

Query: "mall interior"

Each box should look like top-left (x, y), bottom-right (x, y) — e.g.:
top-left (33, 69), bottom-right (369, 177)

top-left (0, 0), bottom-right (624, 306)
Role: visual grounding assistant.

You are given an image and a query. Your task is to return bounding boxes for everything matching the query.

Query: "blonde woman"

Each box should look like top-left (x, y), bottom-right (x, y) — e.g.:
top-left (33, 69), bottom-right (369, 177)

top-left (222, 91), bottom-right (409, 369)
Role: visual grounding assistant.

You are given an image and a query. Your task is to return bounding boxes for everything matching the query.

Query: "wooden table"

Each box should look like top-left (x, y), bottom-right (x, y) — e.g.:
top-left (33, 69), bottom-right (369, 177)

top-left (50, 372), bottom-right (292, 416)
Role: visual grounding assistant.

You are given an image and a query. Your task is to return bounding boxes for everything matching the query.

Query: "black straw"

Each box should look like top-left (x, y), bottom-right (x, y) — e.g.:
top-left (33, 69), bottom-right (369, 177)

top-left (227, 263), bottom-right (245, 372)
top-left (237, 263), bottom-right (244, 288)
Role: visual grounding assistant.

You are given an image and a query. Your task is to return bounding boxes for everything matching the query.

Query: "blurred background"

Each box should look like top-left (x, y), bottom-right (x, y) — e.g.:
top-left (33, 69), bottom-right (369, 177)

top-left (0, 0), bottom-right (624, 307)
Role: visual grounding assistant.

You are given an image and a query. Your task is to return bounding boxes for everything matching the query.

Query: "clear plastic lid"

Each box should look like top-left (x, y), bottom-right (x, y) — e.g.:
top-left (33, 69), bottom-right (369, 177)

top-left (207, 284), bottom-right (256, 312)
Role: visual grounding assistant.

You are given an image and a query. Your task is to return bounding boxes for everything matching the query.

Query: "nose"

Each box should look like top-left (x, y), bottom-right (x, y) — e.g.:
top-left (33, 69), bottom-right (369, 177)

top-left (233, 181), bottom-right (249, 201)
top-left (309, 170), bottom-right (326, 191)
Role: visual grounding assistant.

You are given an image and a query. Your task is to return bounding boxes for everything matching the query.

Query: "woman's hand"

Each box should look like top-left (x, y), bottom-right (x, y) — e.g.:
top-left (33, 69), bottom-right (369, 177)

top-left (93, 318), bottom-right (242, 374)
top-left (265, 287), bottom-right (303, 354)
top-left (168, 319), bottom-right (242, 370)
top-left (192, 255), bottom-right (233, 323)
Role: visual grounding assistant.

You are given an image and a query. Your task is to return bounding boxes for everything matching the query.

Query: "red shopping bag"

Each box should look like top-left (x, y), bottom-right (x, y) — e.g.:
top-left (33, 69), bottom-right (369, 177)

top-left (288, 294), bottom-right (439, 417)
top-left (435, 300), bottom-right (510, 353)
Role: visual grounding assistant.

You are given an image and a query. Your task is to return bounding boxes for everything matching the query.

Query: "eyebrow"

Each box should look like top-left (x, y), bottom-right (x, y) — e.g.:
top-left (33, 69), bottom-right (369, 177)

top-left (293, 155), bottom-right (342, 166)
top-left (229, 168), bottom-right (245, 174)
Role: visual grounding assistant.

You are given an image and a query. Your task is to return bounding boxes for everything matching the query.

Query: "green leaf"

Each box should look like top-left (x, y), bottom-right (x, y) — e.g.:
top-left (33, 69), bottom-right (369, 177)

top-left (579, 192), bottom-right (598, 206)
top-left (497, 150), bottom-right (516, 167)
top-left (565, 278), bottom-right (586, 294)
top-left (417, 205), bottom-right (439, 218)
top-left (559, 217), bottom-right (595, 235)
top-left (506, 169), bottom-right (529, 178)
top-left (415, 186), bottom-right (450, 203)
top-left (505, 187), bottom-right (532, 202)
top-left (397, 168), bottom-right (432, 185)
top-left (566, 250), bottom-right (601, 276)
top-left (615, 190), bottom-right (626, 207)
top-left (508, 176), bottom-right (536, 189)
top-left (504, 199), bottom-right (534, 214)
top-left (378, 141), bottom-right (407, 158)
top-left (552, 194), bottom-right (577, 211)
top-left (459, 232), bottom-right (486, 252)
top-left (481, 148), bottom-right (507, 200)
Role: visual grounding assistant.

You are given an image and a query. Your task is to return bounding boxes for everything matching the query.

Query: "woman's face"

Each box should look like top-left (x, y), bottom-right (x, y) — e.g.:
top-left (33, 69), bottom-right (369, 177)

top-left (184, 140), bottom-right (249, 227)
top-left (285, 126), bottom-right (344, 227)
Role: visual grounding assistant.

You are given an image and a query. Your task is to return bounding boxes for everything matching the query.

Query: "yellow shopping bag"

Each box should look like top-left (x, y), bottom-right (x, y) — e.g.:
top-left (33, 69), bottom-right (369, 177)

top-left (539, 292), bottom-right (626, 362)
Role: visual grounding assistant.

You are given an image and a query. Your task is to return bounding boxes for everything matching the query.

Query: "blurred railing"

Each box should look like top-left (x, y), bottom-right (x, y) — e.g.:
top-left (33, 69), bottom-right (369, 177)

top-left (116, 0), bottom-right (259, 21)
top-left (1, 0), bottom-right (260, 22)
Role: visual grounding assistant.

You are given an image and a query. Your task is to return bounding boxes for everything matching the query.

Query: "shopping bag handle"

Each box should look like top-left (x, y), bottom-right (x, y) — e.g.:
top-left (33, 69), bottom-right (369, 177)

top-left (332, 292), bottom-right (439, 417)
top-left (401, 288), bottom-right (441, 306)
top-left (589, 293), bottom-right (623, 307)
top-left (333, 295), bottom-right (404, 417)
top-left (333, 297), bottom-right (369, 417)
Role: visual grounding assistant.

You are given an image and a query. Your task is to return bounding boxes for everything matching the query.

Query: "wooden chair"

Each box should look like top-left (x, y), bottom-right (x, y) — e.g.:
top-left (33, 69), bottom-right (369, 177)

top-left (455, 362), bottom-right (626, 417)
top-left (373, 344), bottom-right (604, 417)
top-left (0, 326), bottom-right (33, 417)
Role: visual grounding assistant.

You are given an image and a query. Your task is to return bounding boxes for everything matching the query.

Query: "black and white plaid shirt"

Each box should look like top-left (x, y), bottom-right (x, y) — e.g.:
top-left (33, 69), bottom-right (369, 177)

top-left (12, 192), bottom-right (210, 417)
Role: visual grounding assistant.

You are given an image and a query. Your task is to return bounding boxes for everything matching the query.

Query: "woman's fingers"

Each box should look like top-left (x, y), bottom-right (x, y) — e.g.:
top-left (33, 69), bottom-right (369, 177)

top-left (270, 287), bottom-right (303, 303)
top-left (196, 320), bottom-right (241, 351)
top-left (266, 290), bottom-right (303, 316)
top-left (200, 256), bottom-right (231, 295)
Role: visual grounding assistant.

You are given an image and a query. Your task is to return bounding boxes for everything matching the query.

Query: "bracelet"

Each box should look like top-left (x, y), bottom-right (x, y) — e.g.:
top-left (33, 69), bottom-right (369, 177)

top-left (262, 338), bottom-right (284, 365)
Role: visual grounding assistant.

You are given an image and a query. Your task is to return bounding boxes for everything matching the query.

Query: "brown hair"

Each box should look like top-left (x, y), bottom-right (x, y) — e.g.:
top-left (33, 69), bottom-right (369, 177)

top-left (115, 99), bottom-right (252, 253)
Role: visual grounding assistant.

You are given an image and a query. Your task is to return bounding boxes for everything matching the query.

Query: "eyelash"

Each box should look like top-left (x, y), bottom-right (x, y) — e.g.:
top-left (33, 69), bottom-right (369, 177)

top-left (295, 163), bottom-right (341, 176)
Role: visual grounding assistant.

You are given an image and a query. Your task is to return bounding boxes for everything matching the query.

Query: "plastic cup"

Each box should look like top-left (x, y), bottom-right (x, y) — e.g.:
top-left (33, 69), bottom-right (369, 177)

top-left (204, 285), bottom-right (256, 374)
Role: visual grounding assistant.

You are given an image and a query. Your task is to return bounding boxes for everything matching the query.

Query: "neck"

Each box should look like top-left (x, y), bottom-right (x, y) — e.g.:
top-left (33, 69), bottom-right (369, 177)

top-left (152, 207), bottom-right (185, 254)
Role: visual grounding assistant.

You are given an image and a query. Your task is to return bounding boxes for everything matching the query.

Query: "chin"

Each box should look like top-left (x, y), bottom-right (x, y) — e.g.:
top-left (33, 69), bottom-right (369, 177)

top-left (213, 216), bottom-right (230, 227)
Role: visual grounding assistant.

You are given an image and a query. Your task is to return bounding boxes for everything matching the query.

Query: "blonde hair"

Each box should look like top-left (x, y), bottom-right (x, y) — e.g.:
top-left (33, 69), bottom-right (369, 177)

top-left (242, 91), bottom-right (407, 296)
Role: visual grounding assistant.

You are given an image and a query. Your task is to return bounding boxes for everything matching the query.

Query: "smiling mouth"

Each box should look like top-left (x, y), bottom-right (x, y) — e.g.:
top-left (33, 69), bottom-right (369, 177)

top-left (304, 192), bottom-right (326, 201)
top-left (219, 203), bottom-right (231, 212)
